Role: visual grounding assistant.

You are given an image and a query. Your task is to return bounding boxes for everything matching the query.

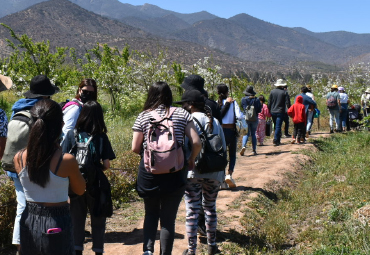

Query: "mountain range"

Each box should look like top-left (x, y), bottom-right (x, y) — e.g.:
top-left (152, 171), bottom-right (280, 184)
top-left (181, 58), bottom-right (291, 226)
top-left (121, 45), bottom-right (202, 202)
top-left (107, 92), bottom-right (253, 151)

top-left (1, 0), bottom-right (370, 72)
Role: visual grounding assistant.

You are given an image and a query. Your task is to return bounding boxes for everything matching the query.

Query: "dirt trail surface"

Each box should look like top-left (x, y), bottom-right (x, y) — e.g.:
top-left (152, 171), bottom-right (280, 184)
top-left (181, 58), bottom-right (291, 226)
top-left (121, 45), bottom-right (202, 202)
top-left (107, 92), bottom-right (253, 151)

top-left (82, 132), bottom-right (329, 255)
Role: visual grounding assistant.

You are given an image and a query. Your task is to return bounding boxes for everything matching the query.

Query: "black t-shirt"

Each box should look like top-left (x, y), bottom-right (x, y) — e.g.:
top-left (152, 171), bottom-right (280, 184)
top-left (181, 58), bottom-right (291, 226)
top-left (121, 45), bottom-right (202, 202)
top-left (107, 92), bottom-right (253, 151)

top-left (61, 130), bottom-right (116, 164)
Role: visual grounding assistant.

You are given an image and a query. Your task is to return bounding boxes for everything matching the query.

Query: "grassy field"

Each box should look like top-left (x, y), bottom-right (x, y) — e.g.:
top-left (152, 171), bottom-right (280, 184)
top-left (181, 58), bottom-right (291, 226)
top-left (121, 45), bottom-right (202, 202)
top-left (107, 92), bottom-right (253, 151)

top-left (226, 131), bottom-right (370, 254)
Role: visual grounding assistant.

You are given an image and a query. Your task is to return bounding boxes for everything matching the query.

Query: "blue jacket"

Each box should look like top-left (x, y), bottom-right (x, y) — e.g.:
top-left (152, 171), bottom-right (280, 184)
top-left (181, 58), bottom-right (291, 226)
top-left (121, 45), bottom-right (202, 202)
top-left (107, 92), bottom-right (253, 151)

top-left (295, 93), bottom-right (316, 113)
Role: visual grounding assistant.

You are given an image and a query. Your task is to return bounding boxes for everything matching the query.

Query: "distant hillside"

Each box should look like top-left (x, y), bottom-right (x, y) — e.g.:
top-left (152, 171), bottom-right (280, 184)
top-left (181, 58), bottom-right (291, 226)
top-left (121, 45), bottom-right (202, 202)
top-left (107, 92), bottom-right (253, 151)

top-left (0, 0), bottom-right (249, 73)
top-left (0, 0), bottom-right (46, 18)
top-left (293, 27), bottom-right (370, 48)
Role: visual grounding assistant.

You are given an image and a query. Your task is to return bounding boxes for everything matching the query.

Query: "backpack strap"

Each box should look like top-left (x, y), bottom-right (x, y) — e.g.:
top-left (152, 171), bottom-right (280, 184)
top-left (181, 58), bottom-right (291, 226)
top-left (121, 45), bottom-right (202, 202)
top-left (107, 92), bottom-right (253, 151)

top-left (62, 99), bottom-right (82, 111)
top-left (193, 117), bottom-right (208, 137)
top-left (54, 152), bottom-right (65, 175)
top-left (150, 107), bottom-right (176, 121)
top-left (12, 110), bottom-right (32, 127)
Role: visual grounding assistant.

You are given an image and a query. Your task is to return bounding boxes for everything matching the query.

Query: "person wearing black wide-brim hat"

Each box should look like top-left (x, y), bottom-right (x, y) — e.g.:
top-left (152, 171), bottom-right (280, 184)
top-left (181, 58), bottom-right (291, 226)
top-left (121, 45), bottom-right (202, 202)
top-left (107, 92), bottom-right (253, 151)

top-left (181, 75), bottom-right (221, 124)
top-left (5, 74), bottom-right (59, 252)
top-left (240, 86), bottom-right (261, 156)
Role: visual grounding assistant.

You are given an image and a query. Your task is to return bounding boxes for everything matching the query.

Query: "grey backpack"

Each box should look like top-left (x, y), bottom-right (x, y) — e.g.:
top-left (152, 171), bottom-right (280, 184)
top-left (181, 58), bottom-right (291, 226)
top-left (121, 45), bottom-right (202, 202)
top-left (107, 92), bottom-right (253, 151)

top-left (2, 110), bottom-right (33, 173)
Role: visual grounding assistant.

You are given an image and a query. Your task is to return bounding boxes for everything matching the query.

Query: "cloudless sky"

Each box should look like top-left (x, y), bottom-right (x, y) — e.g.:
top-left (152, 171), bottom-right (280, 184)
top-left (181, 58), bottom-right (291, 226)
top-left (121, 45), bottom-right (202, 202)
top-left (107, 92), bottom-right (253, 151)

top-left (118, 0), bottom-right (369, 34)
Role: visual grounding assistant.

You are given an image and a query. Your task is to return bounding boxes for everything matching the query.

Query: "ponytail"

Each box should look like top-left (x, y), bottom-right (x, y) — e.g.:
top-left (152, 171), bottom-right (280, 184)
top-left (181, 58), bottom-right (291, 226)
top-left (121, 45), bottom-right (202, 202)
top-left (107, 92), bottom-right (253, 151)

top-left (217, 84), bottom-right (229, 106)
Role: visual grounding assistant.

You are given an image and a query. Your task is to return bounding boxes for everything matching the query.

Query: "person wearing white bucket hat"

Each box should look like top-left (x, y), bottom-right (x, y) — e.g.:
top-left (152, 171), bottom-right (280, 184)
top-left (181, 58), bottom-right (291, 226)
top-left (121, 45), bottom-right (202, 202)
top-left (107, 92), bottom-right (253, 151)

top-left (268, 79), bottom-right (291, 146)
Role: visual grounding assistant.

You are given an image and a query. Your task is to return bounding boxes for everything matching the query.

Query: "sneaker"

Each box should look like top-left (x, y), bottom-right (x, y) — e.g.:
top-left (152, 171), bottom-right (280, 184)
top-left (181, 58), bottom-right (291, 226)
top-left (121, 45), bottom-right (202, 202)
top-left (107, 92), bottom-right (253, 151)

top-left (143, 251), bottom-right (154, 255)
top-left (330, 129), bottom-right (334, 134)
top-left (249, 150), bottom-right (257, 156)
top-left (300, 138), bottom-right (305, 143)
top-left (284, 134), bottom-right (291, 138)
top-left (240, 147), bottom-right (246, 156)
top-left (225, 175), bottom-right (236, 188)
top-left (208, 245), bottom-right (221, 255)
top-left (273, 139), bottom-right (277, 145)
top-left (291, 139), bottom-right (295, 144)
top-left (182, 249), bottom-right (195, 255)
top-left (220, 181), bottom-right (228, 190)
top-left (306, 133), bottom-right (309, 138)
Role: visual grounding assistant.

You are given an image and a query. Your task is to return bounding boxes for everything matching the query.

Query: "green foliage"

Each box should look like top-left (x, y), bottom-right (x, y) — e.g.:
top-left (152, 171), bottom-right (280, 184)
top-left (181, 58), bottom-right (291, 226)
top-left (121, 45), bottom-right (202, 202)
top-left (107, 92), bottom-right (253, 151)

top-left (0, 170), bottom-right (16, 248)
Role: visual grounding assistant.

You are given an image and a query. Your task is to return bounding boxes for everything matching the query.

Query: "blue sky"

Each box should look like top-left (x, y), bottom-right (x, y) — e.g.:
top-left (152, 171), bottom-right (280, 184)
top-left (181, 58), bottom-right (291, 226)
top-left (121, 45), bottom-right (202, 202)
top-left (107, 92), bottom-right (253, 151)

top-left (118, 0), bottom-right (369, 34)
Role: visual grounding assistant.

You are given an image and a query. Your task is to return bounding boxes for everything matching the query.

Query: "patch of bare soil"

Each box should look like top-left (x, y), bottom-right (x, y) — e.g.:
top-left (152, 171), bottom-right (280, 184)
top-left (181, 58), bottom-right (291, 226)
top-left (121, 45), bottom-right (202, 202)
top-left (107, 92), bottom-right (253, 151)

top-left (82, 132), bottom-right (330, 255)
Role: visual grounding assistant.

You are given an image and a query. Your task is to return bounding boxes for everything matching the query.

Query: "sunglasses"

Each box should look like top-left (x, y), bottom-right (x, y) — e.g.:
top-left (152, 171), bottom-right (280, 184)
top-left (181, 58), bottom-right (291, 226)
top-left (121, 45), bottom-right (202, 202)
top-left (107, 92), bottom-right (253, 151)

top-left (82, 90), bottom-right (94, 96)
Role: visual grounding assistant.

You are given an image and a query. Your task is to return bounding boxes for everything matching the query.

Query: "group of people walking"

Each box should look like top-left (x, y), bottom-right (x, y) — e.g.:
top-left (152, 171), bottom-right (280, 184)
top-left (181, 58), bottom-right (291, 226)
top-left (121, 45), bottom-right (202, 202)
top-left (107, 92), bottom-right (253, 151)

top-left (0, 71), bottom-right (360, 255)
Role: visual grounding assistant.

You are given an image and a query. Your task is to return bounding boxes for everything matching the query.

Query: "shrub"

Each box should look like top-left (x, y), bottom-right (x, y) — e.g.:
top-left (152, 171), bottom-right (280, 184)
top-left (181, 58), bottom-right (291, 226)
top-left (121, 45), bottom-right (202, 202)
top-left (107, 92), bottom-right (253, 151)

top-left (0, 170), bottom-right (16, 248)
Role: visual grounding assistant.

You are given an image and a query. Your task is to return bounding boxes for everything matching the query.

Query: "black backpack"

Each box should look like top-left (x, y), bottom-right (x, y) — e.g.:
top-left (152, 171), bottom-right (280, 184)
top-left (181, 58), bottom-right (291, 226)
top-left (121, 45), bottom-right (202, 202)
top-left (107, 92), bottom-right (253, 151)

top-left (69, 130), bottom-right (99, 193)
top-left (193, 117), bottom-right (228, 174)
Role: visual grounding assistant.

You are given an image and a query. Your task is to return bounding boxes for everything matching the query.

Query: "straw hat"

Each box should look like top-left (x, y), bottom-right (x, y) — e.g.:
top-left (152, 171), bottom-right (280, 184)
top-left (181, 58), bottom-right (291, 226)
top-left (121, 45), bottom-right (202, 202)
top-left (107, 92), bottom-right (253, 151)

top-left (331, 84), bottom-right (338, 89)
top-left (0, 74), bottom-right (12, 92)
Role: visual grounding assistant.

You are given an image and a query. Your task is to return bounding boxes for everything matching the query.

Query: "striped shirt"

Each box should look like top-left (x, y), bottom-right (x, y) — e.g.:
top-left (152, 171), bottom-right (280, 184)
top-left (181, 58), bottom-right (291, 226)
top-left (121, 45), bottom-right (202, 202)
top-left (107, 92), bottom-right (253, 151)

top-left (132, 104), bottom-right (192, 146)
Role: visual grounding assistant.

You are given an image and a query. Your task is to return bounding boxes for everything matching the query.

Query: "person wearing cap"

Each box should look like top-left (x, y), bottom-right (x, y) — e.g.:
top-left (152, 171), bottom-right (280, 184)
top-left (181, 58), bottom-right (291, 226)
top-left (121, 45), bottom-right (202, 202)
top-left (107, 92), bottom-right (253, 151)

top-left (181, 75), bottom-right (221, 123)
top-left (175, 90), bottom-right (225, 255)
top-left (268, 79), bottom-right (291, 146)
top-left (240, 86), bottom-right (261, 156)
top-left (0, 75), bottom-right (11, 160)
top-left (361, 88), bottom-right (370, 117)
top-left (5, 75), bottom-right (59, 252)
top-left (326, 84), bottom-right (342, 133)
top-left (180, 74), bottom-right (221, 236)
top-left (338, 86), bottom-right (350, 131)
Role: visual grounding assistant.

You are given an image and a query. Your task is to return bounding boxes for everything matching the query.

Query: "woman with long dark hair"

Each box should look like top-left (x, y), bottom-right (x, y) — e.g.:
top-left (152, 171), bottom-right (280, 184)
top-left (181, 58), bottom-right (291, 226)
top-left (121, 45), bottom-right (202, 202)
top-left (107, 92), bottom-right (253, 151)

top-left (62, 78), bottom-right (98, 139)
top-left (132, 82), bottom-right (201, 255)
top-left (14, 99), bottom-right (86, 255)
top-left (176, 90), bottom-right (226, 255)
top-left (217, 84), bottom-right (243, 188)
top-left (62, 101), bottom-right (116, 255)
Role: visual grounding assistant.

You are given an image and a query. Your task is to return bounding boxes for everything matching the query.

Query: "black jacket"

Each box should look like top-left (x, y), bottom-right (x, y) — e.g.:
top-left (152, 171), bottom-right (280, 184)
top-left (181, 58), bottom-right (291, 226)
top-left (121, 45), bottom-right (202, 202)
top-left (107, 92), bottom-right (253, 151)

top-left (268, 88), bottom-right (291, 114)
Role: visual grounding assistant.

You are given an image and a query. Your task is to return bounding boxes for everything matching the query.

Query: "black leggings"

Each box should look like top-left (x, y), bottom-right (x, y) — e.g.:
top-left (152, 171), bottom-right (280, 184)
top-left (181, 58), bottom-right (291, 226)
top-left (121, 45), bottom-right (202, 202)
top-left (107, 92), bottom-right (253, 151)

top-left (143, 186), bottom-right (185, 255)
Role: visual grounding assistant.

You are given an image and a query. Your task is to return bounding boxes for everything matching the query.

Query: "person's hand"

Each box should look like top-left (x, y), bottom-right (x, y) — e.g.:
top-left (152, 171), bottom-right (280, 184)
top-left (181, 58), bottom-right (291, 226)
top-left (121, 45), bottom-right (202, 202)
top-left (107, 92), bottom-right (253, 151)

top-left (226, 97), bottom-right (234, 103)
top-left (187, 158), bottom-right (195, 171)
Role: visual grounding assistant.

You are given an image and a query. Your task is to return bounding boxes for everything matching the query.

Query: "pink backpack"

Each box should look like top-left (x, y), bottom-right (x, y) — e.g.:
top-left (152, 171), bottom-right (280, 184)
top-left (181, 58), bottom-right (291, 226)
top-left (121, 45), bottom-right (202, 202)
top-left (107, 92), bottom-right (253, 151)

top-left (144, 107), bottom-right (184, 174)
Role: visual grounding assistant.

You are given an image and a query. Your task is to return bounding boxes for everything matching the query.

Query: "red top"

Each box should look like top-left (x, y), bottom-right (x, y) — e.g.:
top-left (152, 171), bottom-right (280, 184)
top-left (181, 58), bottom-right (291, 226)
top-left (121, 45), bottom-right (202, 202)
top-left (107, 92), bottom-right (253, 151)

top-left (287, 95), bottom-right (306, 124)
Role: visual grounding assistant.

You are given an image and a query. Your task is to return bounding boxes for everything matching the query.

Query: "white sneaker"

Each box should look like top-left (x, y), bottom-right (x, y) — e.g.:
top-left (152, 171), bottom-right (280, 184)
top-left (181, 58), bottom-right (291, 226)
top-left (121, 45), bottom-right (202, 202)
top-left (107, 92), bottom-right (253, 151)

top-left (240, 147), bottom-right (246, 156)
top-left (220, 181), bottom-right (229, 190)
top-left (143, 251), bottom-right (154, 255)
top-left (225, 175), bottom-right (236, 188)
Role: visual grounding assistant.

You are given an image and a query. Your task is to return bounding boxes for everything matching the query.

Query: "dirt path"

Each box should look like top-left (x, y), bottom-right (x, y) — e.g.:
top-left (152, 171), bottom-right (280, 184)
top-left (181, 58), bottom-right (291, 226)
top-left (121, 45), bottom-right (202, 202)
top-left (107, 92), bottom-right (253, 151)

top-left (82, 132), bottom-right (329, 255)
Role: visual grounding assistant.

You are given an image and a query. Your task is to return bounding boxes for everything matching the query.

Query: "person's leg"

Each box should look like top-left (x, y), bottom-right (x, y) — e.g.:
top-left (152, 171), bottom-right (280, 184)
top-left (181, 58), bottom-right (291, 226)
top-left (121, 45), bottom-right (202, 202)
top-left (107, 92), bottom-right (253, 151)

top-left (159, 186), bottom-right (186, 255)
top-left (241, 135), bottom-right (248, 148)
top-left (283, 113), bottom-right (290, 136)
top-left (184, 179), bottom-right (203, 254)
top-left (334, 109), bottom-right (341, 131)
top-left (271, 113), bottom-right (278, 143)
top-left (70, 193), bottom-right (88, 252)
top-left (274, 113), bottom-right (284, 144)
top-left (256, 119), bottom-right (265, 144)
top-left (293, 123), bottom-right (298, 142)
top-left (228, 129), bottom-right (237, 174)
top-left (329, 109), bottom-right (334, 132)
top-left (143, 195), bottom-right (161, 253)
top-left (202, 179), bottom-right (220, 249)
top-left (306, 111), bottom-right (314, 132)
top-left (12, 177), bottom-right (26, 247)
top-left (86, 193), bottom-right (106, 254)
top-left (249, 120), bottom-right (258, 152)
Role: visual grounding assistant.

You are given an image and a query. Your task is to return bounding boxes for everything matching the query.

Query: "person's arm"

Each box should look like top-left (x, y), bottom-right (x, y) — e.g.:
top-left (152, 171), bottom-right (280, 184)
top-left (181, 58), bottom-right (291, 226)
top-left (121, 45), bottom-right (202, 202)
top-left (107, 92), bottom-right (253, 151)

top-left (220, 98), bottom-right (232, 118)
top-left (184, 121), bottom-right (201, 170)
top-left (102, 159), bottom-right (110, 170)
top-left (64, 153), bottom-right (86, 195)
top-left (132, 131), bottom-right (144, 154)
top-left (62, 106), bottom-right (81, 137)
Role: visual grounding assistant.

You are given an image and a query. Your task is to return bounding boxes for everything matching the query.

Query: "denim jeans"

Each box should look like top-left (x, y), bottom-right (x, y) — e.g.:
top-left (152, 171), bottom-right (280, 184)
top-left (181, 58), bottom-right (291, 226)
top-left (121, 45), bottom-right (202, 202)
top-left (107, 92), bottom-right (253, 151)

top-left (12, 176), bottom-right (26, 245)
top-left (271, 113), bottom-right (284, 143)
top-left (242, 120), bottom-right (258, 151)
top-left (283, 113), bottom-right (290, 136)
top-left (306, 110), bottom-right (314, 132)
top-left (143, 185), bottom-right (185, 255)
top-left (329, 109), bottom-right (341, 130)
top-left (70, 192), bottom-right (106, 253)
top-left (340, 104), bottom-right (348, 128)
top-left (222, 128), bottom-right (237, 174)
top-left (20, 202), bottom-right (74, 255)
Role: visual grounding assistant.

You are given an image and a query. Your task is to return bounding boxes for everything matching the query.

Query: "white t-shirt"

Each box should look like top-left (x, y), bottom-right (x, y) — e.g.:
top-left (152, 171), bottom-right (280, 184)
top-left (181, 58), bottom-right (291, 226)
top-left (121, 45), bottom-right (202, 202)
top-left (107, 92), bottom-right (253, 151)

top-left (339, 92), bottom-right (349, 104)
